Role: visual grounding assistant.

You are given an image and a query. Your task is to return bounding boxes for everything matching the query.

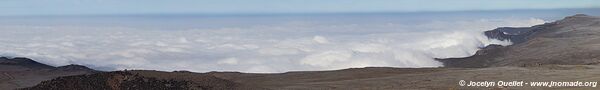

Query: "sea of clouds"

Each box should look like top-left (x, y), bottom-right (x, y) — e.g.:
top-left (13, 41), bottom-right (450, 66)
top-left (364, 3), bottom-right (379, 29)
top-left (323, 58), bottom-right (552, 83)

top-left (0, 15), bottom-right (546, 73)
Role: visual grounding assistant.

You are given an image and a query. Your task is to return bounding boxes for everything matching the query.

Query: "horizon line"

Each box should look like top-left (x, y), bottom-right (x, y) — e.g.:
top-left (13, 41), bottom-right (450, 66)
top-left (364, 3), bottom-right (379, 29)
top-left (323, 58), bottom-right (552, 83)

top-left (1, 7), bottom-right (599, 17)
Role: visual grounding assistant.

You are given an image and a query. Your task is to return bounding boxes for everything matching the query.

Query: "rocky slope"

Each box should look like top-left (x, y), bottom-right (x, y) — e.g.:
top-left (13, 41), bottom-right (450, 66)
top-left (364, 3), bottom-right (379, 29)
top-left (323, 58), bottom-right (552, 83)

top-left (23, 71), bottom-right (198, 90)
top-left (0, 57), bottom-right (98, 89)
top-left (19, 65), bottom-right (600, 90)
top-left (21, 70), bottom-right (266, 90)
top-left (440, 14), bottom-right (600, 68)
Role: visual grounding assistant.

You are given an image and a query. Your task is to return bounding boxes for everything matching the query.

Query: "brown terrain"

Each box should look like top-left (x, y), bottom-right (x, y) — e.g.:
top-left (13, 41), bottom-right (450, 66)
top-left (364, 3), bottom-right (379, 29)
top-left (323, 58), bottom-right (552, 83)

top-left (0, 57), bottom-right (98, 89)
top-left (440, 14), bottom-right (600, 68)
top-left (2, 14), bottom-right (600, 90)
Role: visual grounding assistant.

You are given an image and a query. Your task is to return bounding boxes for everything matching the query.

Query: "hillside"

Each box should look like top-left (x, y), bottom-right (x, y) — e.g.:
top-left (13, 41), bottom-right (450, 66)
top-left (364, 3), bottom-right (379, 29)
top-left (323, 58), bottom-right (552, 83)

top-left (440, 14), bottom-right (600, 68)
top-left (0, 57), bottom-right (98, 89)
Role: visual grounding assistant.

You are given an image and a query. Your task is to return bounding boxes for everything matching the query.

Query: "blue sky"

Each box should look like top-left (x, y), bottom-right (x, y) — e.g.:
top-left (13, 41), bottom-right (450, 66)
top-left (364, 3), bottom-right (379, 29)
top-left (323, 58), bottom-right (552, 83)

top-left (0, 0), bottom-right (599, 16)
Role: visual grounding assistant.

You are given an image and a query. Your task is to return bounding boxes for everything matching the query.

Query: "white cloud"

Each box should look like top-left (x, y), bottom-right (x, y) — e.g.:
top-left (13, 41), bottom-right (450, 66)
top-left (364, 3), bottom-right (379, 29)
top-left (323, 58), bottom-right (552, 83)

top-left (312, 36), bottom-right (329, 44)
top-left (0, 16), bottom-right (545, 73)
top-left (258, 47), bottom-right (300, 56)
top-left (217, 57), bottom-right (239, 65)
top-left (300, 51), bottom-right (352, 67)
top-left (351, 43), bottom-right (389, 53)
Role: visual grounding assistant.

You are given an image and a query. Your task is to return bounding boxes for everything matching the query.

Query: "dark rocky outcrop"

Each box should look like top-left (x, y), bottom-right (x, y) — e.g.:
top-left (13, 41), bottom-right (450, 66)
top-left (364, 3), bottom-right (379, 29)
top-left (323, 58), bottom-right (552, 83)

top-left (21, 70), bottom-right (265, 90)
top-left (21, 71), bottom-right (192, 90)
top-left (55, 64), bottom-right (97, 72)
top-left (483, 21), bottom-right (556, 44)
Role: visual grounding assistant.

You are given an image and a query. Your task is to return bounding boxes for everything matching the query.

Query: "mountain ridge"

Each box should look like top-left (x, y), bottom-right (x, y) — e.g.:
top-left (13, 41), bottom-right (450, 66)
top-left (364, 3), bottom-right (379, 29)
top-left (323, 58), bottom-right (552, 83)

top-left (439, 14), bottom-right (600, 68)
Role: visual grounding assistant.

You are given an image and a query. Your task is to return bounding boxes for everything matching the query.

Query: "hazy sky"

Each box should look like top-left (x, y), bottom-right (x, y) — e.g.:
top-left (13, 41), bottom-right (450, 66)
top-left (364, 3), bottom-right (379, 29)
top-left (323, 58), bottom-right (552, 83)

top-left (0, 0), bottom-right (599, 16)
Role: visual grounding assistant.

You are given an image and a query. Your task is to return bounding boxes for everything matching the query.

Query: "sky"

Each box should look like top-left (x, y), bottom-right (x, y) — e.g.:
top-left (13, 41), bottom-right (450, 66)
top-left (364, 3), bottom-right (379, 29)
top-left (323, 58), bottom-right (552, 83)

top-left (0, 0), bottom-right (599, 16)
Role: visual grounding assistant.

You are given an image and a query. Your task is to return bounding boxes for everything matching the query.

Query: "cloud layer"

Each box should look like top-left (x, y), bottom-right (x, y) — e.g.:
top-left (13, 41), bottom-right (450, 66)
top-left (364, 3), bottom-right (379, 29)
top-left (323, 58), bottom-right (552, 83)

top-left (0, 16), bottom-right (545, 73)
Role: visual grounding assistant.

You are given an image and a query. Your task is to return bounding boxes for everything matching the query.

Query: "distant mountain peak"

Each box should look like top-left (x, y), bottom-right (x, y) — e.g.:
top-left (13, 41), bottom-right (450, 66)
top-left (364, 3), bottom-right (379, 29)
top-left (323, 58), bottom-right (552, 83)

top-left (560, 14), bottom-right (598, 23)
top-left (573, 14), bottom-right (589, 17)
top-left (0, 57), bottom-right (54, 69)
top-left (56, 64), bottom-right (96, 71)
